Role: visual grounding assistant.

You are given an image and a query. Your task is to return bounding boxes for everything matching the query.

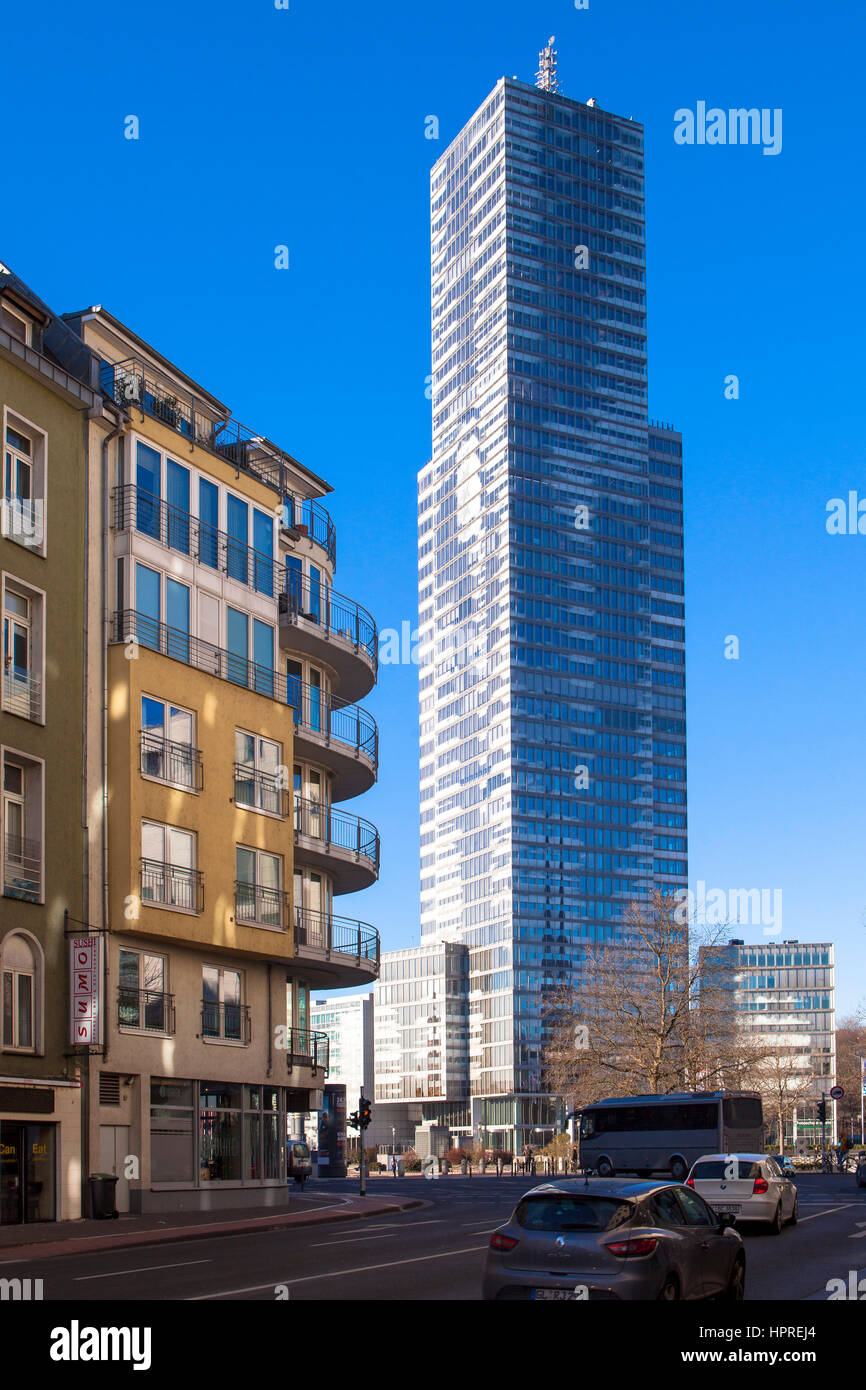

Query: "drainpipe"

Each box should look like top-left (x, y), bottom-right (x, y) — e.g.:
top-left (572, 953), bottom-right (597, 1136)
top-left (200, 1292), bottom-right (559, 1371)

top-left (101, 417), bottom-right (126, 1047)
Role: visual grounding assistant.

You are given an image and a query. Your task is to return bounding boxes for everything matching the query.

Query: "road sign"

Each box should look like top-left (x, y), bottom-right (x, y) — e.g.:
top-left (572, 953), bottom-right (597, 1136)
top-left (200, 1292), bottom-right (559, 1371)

top-left (830, 1085), bottom-right (844, 1100)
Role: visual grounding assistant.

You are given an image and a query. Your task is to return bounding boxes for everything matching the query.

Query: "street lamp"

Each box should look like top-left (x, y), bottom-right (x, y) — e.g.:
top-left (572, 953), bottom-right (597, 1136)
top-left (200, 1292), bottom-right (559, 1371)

top-left (392, 1126), bottom-right (397, 1178)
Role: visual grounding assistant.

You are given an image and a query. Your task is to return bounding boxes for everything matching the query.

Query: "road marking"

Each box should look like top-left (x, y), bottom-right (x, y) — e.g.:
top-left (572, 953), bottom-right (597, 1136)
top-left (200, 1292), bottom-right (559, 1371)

top-left (798, 1204), bottom-right (854, 1223)
top-left (311, 1233), bottom-right (398, 1248)
top-left (74, 1259), bottom-right (211, 1281)
top-left (187, 1244), bottom-right (489, 1299)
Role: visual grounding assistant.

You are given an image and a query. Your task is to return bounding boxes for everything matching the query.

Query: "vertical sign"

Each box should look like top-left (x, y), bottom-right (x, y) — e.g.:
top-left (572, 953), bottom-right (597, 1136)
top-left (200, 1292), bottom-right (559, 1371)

top-left (70, 937), bottom-right (102, 1046)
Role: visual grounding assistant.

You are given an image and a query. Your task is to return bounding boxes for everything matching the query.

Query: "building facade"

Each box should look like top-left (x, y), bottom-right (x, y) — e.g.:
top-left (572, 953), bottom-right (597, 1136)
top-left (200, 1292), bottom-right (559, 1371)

top-left (417, 70), bottom-right (687, 1152)
top-left (63, 305), bottom-right (381, 1213)
top-left (0, 268), bottom-right (96, 1224)
top-left (310, 993), bottom-right (374, 1113)
top-left (711, 938), bottom-right (837, 1147)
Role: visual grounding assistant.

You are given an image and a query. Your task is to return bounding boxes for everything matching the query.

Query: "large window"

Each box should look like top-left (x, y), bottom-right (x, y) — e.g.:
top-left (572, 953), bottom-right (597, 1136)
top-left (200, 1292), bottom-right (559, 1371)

top-left (1, 931), bottom-right (41, 1050)
top-left (141, 821), bottom-right (198, 912)
top-left (226, 495), bottom-right (248, 585)
top-left (3, 416), bottom-right (44, 552)
top-left (2, 751), bottom-right (43, 903)
top-left (236, 846), bottom-right (284, 929)
top-left (118, 949), bottom-right (170, 1032)
top-left (141, 696), bottom-right (197, 788)
top-left (2, 579), bottom-right (43, 722)
top-left (135, 441), bottom-right (161, 539)
top-left (202, 967), bottom-right (244, 1041)
top-left (150, 1079), bottom-right (195, 1183)
top-left (234, 731), bottom-right (282, 814)
top-left (166, 459), bottom-right (190, 554)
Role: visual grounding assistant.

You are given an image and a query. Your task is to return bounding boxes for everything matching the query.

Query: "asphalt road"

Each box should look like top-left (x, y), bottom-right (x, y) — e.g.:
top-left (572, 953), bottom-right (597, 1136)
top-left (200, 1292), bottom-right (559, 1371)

top-left (9, 1173), bottom-right (866, 1302)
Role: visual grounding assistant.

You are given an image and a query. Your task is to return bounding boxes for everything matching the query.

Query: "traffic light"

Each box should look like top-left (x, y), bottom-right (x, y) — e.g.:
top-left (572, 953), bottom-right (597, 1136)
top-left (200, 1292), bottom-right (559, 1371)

top-left (359, 1096), bottom-right (372, 1129)
top-left (818, 1096), bottom-right (827, 1125)
top-left (347, 1111), bottom-right (359, 1131)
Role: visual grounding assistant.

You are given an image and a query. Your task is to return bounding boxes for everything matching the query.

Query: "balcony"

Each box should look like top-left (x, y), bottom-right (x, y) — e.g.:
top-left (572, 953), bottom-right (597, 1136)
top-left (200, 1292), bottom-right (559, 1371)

top-left (102, 360), bottom-right (285, 494)
top-left (2, 834), bottom-right (41, 903)
top-left (141, 858), bottom-right (203, 914)
top-left (293, 797), bottom-right (380, 893)
top-left (235, 880), bottom-right (290, 932)
top-left (293, 906), bottom-right (380, 986)
top-left (113, 485), bottom-right (283, 600)
top-left (201, 999), bottom-right (251, 1044)
top-left (282, 496), bottom-right (336, 568)
top-left (141, 730), bottom-right (203, 790)
top-left (2, 669), bottom-right (41, 722)
top-left (117, 987), bottom-right (175, 1034)
top-left (284, 1026), bottom-right (329, 1073)
top-left (280, 575), bottom-right (377, 702)
top-left (113, 612), bottom-right (378, 798)
top-left (233, 764), bottom-right (288, 817)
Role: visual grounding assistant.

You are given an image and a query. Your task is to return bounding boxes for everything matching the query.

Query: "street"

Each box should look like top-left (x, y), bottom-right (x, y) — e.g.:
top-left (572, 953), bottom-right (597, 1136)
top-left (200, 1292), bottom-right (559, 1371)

top-left (7, 1173), bottom-right (866, 1302)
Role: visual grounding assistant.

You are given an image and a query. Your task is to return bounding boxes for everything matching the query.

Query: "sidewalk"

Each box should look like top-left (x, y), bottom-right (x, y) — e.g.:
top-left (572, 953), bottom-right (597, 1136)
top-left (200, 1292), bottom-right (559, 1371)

top-left (0, 1190), bottom-right (423, 1264)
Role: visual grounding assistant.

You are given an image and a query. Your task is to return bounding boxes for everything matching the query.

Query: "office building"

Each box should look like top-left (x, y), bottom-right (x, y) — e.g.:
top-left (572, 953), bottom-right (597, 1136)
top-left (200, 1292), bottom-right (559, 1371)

top-left (417, 59), bottom-right (687, 1152)
top-left (311, 992), bottom-right (374, 1111)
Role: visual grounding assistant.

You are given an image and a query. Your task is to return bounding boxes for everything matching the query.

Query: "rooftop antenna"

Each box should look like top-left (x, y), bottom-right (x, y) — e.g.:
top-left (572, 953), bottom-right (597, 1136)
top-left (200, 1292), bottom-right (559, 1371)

top-left (536, 36), bottom-right (560, 94)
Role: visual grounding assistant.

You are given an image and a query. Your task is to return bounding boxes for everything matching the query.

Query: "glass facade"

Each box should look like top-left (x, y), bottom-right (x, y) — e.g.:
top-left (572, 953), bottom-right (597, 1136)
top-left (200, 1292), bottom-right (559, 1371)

top-left (418, 78), bottom-right (687, 1144)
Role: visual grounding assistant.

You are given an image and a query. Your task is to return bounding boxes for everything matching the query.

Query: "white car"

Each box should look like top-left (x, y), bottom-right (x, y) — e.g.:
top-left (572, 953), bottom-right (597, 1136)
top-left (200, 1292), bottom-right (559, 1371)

top-left (686, 1153), bottom-right (798, 1234)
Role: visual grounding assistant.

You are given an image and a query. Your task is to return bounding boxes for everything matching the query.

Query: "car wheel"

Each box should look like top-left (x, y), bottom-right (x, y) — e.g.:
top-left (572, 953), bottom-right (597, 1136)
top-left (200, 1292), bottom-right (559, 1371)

top-left (769, 1201), bottom-right (783, 1235)
top-left (657, 1274), bottom-right (680, 1301)
top-left (788, 1197), bottom-right (798, 1226)
top-left (722, 1255), bottom-right (745, 1302)
top-left (596, 1157), bottom-right (615, 1177)
top-left (669, 1157), bottom-right (687, 1182)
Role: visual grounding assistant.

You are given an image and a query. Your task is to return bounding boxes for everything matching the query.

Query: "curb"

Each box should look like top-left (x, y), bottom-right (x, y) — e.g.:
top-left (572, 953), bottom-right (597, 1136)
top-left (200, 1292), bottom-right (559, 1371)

top-left (0, 1196), bottom-right (425, 1265)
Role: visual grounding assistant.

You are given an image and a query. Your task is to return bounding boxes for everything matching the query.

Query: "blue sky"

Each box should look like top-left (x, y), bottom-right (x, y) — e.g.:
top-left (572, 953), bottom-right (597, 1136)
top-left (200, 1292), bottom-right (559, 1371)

top-left (4, 0), bottom-right (864, 1013)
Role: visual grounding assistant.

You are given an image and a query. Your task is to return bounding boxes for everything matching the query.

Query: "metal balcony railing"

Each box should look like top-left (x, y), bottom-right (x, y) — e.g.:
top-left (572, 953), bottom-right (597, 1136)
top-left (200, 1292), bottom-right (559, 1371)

top-left (113, 485), bottom-right (282, 599)
top-left (234, 880), bottom-right (290, 931)
top-left (293, 906), bottom-right (380, 966)
top-left (293, 797), bottom-right (380, 871)
top-left (280, 574), bottom-right (377, 665)
top-left (2, 669), bottom-right (42, 722)
top-left (102, 360), bottom-right (284, 493)
top-left (140, 858), bottom-right (203, 913)
top-left (282, 496), bottom-right (336, 567)
top-left (284, 1027), bottom-right (329, 1071)
top-left (2, 834), bottom-right (41, 902)
top-left (114, 611), bottom-right (378, 766)
top-left (201, 999), bottom-right (251, 1043)
top-left (141, 730), bottom-right (203, 790)
top-left (117, 987), bottom-right (176, 1034)
top-left (233, 764), bottom-right (288, 816)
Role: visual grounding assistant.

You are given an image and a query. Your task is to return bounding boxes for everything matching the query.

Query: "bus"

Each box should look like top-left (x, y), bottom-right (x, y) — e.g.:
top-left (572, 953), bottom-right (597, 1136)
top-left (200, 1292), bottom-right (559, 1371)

top-left (577, 1091), bottom-right (764, 1182)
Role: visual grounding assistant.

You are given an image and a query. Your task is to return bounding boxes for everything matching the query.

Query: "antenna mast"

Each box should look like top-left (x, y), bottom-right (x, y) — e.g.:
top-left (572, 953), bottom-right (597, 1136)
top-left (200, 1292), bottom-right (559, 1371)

top-left (536, 36), bottom-right (560, 94)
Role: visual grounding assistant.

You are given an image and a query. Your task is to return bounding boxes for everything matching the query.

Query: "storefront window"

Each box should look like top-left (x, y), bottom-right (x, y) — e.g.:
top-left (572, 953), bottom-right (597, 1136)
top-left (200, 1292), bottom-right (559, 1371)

top-left (150, 1079), bottom-right (194, 1183)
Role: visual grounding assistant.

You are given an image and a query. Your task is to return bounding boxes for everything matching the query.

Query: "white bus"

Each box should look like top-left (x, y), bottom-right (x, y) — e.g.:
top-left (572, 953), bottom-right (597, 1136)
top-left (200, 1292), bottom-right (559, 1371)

top-left (577, 1091), bottom-right (764, 1182)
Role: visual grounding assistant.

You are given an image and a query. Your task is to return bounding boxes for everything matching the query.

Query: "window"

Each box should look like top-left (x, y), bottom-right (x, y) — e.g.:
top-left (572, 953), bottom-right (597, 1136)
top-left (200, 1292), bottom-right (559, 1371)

top-left (135, 441), bottom-right (161, 539)
top-left (2, 750), bottom-right (43, 903)
top-left (226, 606), bottom-right (248, 686)
top-left (198, 478), bottom-right (219, 569)
top-left (226, 495), bottom-right (248, 585)
top-left (1, 303), bottom-right (32, 346)
top-left (141, 822), bottom-right (199, 912)
top-left (141, 696), bottom-right (198, 788)
top-left (202, 966), bottom-right (245, 1042)
top-left (151, 1078), bottom-right (195, 1183)
top-left (165, 578), bottom-right (190, 662)
top-left (166, 459), bottom-right (190, 555)
top-left (234, 731), bottom-right (282, 814)
top-left (2, 579), bottom-right (43, 722)
top-left (673, 1188), bottom-right (715, 1227)
top-left (118, 949), bottom-right (171, 1032)
top-left (135, 562), bottom-right (161, 650)
top-left (252, 509), bottom-right (274, 597)
top-left (3, 415), bottom-right (44, 552)
top-left (236, 845), bottom-right (284, 929)
top-left (1, 932), bottom-right (41, 1050)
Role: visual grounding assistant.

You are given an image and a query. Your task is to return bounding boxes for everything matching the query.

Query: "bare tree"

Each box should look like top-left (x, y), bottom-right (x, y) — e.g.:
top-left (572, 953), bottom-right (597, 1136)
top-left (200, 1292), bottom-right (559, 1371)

top-left (542, 892), bottom-right (772, 1110)
top-left (748, 1051), bottom-right (819, 1157)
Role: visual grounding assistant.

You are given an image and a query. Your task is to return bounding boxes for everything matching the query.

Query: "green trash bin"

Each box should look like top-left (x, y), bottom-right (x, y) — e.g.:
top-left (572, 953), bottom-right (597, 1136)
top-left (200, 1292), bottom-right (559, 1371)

top-left (88, 1173), bottom-right (119, 1219)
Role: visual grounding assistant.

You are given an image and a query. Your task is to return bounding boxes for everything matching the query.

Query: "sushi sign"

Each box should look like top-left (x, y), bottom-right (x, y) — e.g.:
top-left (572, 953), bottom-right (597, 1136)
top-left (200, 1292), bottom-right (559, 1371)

top-left (70, 937), bottom-right (103, 1046)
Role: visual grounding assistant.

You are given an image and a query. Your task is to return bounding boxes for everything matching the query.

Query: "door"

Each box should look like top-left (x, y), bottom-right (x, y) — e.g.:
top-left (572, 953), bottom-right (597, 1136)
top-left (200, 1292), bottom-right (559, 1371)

top-left (0, 1121), bottom-right (55, 1224)
top-left (673, 1186), bottom-right (732, 1298)
top-left (98, 1125), bottom-right (131, 1213)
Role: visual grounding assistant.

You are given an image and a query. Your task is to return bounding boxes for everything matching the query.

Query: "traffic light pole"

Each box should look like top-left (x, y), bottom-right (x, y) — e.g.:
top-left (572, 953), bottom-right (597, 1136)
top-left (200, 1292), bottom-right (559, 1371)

top-left (359, 1092), bottom-right (366, 1197)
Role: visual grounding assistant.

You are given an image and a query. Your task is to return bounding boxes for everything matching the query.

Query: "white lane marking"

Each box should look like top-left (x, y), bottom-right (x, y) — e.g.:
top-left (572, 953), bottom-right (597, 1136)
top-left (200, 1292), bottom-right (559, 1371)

top-left (187, 1244), bottom-right (488, 1299)
top-left (311, 1233), bottom-right (398, 1248)
top-left (798, 1204), bottom-right (854, 1223)
top-left (75, 1259), bottom-right (211, 1281)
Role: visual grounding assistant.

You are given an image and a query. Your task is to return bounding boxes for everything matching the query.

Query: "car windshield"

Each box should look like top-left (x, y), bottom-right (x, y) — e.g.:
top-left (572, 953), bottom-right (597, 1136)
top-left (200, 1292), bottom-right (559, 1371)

top-left (515, 1196), bottom-right (633, 1232)
top-left (691, 1160), bottom-right (761, 1180)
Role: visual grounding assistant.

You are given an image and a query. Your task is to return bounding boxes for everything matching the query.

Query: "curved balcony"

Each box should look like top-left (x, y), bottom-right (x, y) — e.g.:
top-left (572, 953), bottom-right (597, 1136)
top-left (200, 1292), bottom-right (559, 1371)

top-left (293, 797), bottom-right (379, 894)
top-left (293, 907), bottom-right (380, 987)
top-left (281, 495), bottom-right (336, 568)
top-left (287, 679), bottom-right (378, 801)
top-left (280, 575), bottom-right (377, 702)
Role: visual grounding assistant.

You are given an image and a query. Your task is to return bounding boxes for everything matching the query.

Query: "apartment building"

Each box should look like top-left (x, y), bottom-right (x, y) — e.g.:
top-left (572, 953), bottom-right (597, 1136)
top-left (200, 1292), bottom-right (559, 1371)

top-left (0, 267), bottom-right (97, 1223)
top-left (63, 305), bottom-right (381, 1213)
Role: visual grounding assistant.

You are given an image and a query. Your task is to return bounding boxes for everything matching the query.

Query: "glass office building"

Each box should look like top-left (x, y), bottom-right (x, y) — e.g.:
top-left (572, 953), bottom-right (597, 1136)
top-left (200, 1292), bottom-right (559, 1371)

top-left (417, 75), bottom-right (687, 1152)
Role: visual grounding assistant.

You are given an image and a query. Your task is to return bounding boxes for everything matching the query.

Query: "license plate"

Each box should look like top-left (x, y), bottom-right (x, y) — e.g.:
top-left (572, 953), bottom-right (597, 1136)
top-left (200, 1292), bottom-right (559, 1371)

top-left (711, 1203), bottom-right (741, 1213)
top-left (533, 1288), bottom-right (578, 1301)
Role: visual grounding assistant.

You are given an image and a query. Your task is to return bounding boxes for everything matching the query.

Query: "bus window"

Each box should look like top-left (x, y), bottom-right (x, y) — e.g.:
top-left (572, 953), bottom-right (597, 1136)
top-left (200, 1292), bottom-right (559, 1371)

top-left (723, 1096), bottom-right (763, 1131)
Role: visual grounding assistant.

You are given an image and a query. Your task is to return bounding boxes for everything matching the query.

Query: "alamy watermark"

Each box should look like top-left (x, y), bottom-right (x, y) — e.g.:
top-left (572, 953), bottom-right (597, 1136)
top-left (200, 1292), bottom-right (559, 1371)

top-left (674, 103), bottom-right (782, 157)
top-left (674, 880), bottom-right (783, 935)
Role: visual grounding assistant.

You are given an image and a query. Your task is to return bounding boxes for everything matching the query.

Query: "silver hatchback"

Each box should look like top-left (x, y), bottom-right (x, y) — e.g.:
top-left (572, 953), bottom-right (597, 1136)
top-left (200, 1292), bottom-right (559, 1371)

top-left (482, 1178), bottom-right (745, 1301)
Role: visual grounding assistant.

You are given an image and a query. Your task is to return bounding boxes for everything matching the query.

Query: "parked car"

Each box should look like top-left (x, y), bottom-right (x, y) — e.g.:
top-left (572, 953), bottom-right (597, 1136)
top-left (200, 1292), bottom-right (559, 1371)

top-left (855, 1157), bottom-right (866, 1189)
top-left (686, 1153), bottom-right (797, 1233)
top-left (482, 1178), bottom-right (745, 1301)
top-left (286, 1140), bottom-right (312, 1188)
top-left (778, 1156), bottom-right (796, 1178)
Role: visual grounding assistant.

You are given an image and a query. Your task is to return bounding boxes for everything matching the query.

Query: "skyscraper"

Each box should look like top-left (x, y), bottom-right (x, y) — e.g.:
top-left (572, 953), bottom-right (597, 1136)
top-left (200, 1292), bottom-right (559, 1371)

top-left (417, 62), bottom-right (687, 1154)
